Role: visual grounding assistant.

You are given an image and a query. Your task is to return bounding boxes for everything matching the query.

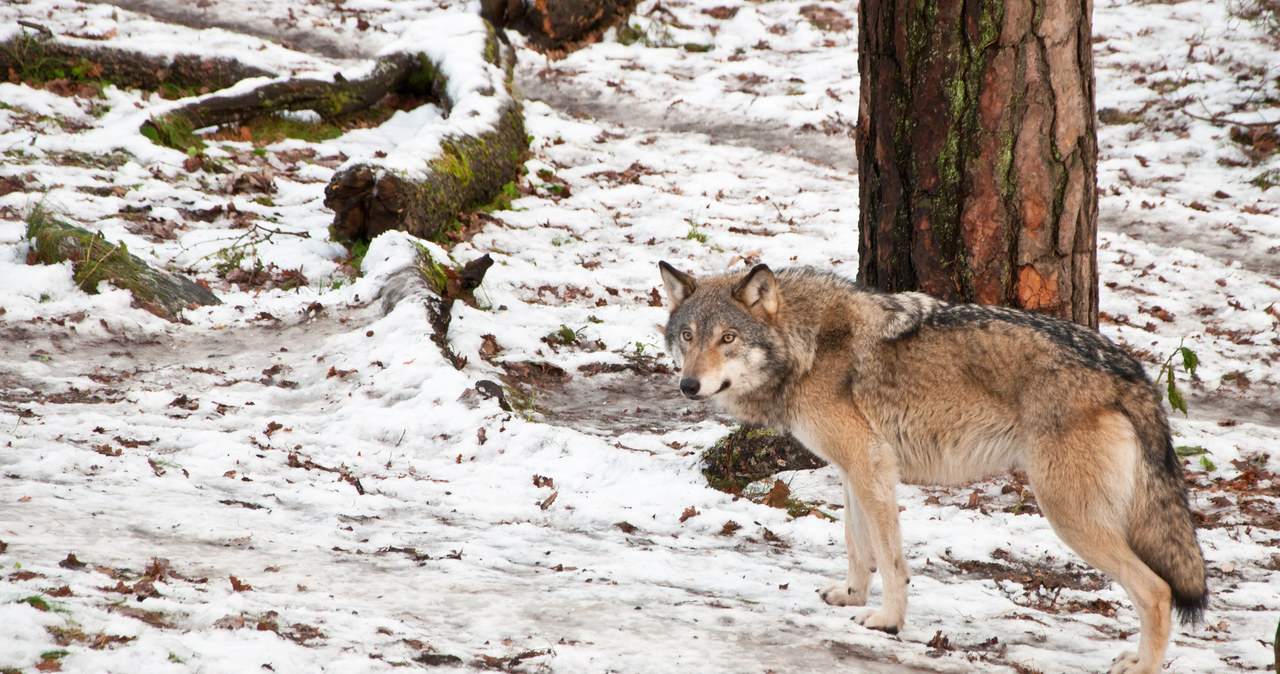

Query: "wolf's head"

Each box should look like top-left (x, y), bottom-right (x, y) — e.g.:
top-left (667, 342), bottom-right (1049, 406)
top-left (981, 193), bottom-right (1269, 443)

top-left (658, 261), bottom-right (781, 401)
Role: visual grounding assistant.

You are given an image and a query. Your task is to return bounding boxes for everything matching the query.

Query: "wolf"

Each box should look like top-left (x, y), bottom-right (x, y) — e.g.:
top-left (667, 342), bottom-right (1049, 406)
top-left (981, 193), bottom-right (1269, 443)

top-left (658, 261), bottom-right (1207, 674)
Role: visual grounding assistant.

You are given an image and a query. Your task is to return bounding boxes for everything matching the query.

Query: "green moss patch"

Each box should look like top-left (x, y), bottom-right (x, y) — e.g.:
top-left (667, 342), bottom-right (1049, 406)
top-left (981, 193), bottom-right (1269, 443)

top-left (701, 427), bottom-right (825, 494)
top-left (25, 206), bottom-right (220, 321)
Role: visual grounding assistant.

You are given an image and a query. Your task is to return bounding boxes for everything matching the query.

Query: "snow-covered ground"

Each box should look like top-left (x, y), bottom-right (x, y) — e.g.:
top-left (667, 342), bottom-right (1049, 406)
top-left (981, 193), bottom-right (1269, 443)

top-left (1, 0), bottom-right (1278, 672)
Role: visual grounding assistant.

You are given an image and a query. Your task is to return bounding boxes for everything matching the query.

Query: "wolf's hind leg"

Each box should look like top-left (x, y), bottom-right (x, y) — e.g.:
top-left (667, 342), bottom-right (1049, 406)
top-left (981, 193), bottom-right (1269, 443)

top-left (820, 473), bottom-right (875, 606)
top-left (1027, 412), bottom-right (1172, 674)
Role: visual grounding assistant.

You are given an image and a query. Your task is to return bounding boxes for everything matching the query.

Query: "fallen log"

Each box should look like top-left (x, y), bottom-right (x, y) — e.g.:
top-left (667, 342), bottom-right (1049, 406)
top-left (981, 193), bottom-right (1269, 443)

top-left (140, 51), bottom-right (422, 146)
top-left (6, 14), bottom-right (527, 247)
top-left (323, 15), bottom-right (526, 242)
top-left (374, 233), bottom-right (494, 369)
top-left (0, 23), bottom-right (272, 93)
top-left (26, 208), bottom-right (221, 323)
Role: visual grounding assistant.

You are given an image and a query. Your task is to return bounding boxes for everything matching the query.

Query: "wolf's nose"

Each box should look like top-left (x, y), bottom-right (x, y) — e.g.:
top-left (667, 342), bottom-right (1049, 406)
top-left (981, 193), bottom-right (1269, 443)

top-left (679, 378), bottom-right (701, 398)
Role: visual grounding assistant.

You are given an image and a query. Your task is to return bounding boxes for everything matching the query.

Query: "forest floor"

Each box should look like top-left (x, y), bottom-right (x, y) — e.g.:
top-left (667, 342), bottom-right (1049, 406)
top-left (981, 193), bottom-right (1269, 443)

top-left (1, 0), bottom-right (1278, 672)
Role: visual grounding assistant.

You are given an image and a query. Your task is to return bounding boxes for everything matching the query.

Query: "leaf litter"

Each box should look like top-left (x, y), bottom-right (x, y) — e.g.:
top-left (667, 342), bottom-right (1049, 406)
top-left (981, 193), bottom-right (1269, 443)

top-left (0, 0), bottom-right (1278, 673)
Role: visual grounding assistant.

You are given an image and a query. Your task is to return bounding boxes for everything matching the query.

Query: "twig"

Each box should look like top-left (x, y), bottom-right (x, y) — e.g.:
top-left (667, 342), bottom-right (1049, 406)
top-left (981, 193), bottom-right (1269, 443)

top-left (1181, 109), bottom-right (1279, 128)
top-left (251, 223), bottom-right (310, 238)
top-left (17, 20), bottom-right (54, 39)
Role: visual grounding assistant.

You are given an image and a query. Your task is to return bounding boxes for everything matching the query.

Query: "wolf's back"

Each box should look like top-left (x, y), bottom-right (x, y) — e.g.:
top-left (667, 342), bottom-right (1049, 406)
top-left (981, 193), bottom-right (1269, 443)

top-left (1120, 390), bottom-right (1209, 624)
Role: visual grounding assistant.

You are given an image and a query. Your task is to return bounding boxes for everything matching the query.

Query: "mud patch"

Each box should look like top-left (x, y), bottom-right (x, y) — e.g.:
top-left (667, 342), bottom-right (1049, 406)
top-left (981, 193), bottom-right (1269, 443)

top-left (927, 548), bottom-right (1115, 618)
top-left (532, 369), bottom-right (713, 435)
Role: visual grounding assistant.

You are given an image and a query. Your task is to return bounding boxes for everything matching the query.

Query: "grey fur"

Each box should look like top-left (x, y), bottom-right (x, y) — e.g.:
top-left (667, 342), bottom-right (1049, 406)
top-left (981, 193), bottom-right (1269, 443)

top-left (658, 262), bottom-right (1208, 674)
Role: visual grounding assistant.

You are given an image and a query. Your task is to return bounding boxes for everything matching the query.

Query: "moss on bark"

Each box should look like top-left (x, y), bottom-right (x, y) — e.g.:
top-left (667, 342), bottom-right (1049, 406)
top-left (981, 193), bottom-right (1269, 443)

top-left (324, 20), bottom-right (527, 243)
top-left (141, 52), bottom-right (424, 152)
top-left (857, 0), bottom-right (1098, 326)
top-left (0, 29), bottom-right (271, 96)
top-left (26, 207), bottom-right (220, 323)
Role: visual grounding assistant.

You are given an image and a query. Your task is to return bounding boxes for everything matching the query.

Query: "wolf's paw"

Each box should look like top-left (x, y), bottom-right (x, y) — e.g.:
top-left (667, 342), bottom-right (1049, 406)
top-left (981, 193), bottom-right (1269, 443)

top-left (854, 609), bottom-right (902, 635)
top-left (1108, 652), bottom-right (1151, 674)
top-left (819, 583), bottom-right (867, 606)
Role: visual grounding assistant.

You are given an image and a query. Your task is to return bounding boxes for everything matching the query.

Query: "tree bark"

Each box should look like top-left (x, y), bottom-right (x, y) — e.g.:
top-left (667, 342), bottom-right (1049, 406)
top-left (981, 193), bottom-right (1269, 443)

top-left (856, 0), bottom-right (1099, 327)
top-left (377, 246), bottom-right (494, 369)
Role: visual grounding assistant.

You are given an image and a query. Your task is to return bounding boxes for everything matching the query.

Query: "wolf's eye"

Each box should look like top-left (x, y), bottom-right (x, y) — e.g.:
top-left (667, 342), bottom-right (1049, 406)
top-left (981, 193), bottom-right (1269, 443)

top-left (681, 329), bottom-right (693, 341)
top-left (721, 333), bottom-right (736, 344)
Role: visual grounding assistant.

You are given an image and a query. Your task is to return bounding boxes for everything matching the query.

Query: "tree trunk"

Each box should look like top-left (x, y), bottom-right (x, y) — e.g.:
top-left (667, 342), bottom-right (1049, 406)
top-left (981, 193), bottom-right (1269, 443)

top-left (856, 0), bottom-right (1098, 327)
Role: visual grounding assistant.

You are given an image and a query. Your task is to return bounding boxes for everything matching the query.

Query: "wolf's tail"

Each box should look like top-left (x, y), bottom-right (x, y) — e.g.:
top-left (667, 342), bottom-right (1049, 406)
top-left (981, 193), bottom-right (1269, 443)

top-left (1121, 393), bottom-right (1209, 624)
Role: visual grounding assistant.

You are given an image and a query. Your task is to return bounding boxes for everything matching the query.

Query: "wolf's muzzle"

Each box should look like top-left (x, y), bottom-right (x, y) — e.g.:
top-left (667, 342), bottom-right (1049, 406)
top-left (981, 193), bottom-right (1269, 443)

top-left (679, 378), bottom-right (701, 398)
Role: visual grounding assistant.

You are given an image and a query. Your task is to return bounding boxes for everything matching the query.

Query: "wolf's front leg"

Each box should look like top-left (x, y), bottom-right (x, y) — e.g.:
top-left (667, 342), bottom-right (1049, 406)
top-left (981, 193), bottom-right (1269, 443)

top-left (820, 472), bottom-right (874, 606)
top-left (844, 442), bottom-right (909, 634)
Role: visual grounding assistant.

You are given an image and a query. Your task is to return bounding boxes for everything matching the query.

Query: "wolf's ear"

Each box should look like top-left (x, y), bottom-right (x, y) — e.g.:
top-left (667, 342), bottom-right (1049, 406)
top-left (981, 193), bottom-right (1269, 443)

top-left (658, 261), bottom-right (696, 312)
top-left (733, 264), bottom-right (779, 322)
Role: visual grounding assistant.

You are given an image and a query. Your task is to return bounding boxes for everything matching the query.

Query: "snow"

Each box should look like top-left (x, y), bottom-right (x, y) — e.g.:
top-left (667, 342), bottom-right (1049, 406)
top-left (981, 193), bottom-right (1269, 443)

top-left (1, 0), bottom-right (1278, 672)
top-left (355, 12), bottom-right (516, 178)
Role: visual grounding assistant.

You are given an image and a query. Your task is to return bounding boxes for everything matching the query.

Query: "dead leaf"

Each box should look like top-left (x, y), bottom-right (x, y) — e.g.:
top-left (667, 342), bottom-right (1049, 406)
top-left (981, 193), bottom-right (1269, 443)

top-left (169, 394), bottom-right (199, 410)
top-left (799, 4), bottom-right (852, 31)
top-left (230, 575), bottom-right (252, 592)
top-left (110, 605), bottom-right (173, 628)
top-left (763, 479), bottom-right (790, 508)
top-left (214, 614), bottom-right (246, 629)
top-left (702, 6), bottom-right (739, 19)
top-left (679, 506), bottom-right (700, 522)
top-left (478, 334), bottom-right (501, 359)
top-left (927, 630), bottom-right (954, 651)
top-left (227, 169), bottom-right (275, 195)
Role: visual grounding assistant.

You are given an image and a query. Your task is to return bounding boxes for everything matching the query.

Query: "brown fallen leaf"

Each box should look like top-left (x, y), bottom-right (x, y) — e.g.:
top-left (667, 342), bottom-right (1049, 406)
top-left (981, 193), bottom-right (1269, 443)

top-left (762, 528), bottom-right (789, 547)
top-left (763, 479), bottom-right (790, 508)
